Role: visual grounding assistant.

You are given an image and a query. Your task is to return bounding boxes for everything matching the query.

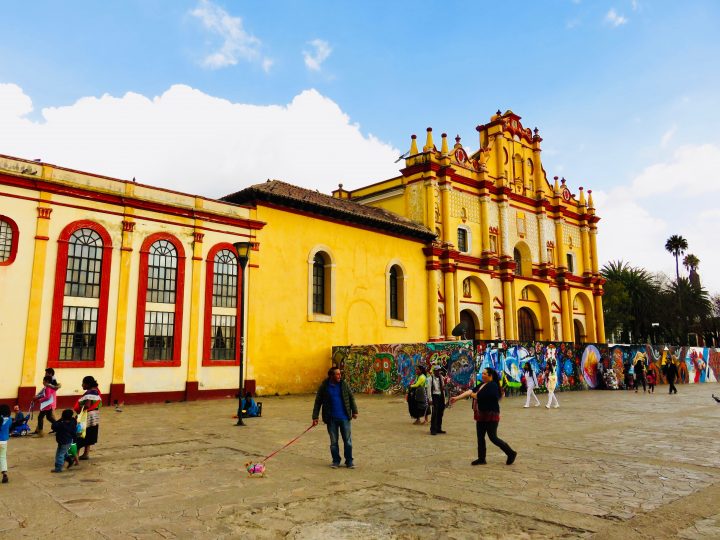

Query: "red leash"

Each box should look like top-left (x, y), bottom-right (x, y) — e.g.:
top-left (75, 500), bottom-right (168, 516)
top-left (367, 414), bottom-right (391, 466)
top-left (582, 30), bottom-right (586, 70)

top-left (262, 424), bottom-right (317, 463)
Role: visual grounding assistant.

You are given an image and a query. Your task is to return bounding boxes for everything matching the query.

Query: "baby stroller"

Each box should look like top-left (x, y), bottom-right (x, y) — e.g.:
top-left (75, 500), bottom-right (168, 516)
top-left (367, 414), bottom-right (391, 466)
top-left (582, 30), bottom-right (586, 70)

top-left (10, 403), bottom-right (33, 437)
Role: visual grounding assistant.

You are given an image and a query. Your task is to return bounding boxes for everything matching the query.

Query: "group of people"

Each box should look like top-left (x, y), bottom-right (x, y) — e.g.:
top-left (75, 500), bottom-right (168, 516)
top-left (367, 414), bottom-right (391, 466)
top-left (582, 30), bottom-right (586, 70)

top-left (0, 372), bottom-right (102, 483)
top-left (521, 361), bottom-right (560, 409)
top-left (311, 365), bottom-right (517, 469)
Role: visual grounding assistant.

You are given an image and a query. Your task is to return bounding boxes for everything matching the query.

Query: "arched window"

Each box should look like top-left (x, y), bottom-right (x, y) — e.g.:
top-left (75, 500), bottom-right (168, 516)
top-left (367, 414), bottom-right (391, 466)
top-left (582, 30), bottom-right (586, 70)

top-left (308, 247), bottom-right (334, 322)
top-left (0, 215), bottom-right (19, 266)
top-left (386, 262), bottom-right (406, 324)
top-left (203, 244), bottom-right (241, 365)
top-left (514, 248), bottom-right (522, 276)
top-left (134, 233), bottom-right (185, 367)
top-left (457, 227), bottom-right (468, 252)
top-left (313, 253), bottom-right (326, 314)
top-left (48, 221), bottom-right (112, 368)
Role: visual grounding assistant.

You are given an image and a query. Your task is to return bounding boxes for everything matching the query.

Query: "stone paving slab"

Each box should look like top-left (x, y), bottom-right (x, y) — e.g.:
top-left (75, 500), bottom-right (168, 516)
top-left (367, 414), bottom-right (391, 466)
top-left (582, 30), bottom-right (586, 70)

top-left (0, 384), bottom-right (718, 538)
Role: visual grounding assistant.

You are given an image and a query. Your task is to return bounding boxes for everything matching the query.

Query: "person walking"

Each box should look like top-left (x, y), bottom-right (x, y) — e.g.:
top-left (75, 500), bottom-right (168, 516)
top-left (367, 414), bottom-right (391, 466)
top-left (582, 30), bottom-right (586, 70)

top-left (522, 362), bottom-right (540, 408)
top-left (74, 376), bottom-right (102, 460)
top-left (32, 376), bottom-right (57, 436)
top-left (666, 357), bottom-right (679, 394)
top-left (408, 365), bottom-right (429, 424)
top-left (545, 359), bottom-right (560, 409)
top-left (312, 367), bottom-right (358, 469)
top-left (449, 367), bottom-right (517, 466)
top-left (633, 354), bottom-right (647, 393)
top-left (49, 409), bottom-right (77, 473)
top-left (429, 365), bottom-right (446, 435)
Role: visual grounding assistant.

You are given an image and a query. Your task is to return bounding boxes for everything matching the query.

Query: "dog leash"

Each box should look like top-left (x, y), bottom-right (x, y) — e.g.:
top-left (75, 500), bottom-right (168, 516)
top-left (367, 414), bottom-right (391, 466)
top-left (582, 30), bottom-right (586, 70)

top-left (261, 424), bottom-right (317, 463)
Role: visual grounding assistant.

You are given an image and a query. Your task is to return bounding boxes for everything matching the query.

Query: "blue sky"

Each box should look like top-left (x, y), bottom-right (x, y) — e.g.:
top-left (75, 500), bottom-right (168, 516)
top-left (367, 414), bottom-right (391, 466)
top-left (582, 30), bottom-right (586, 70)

top-left (2, 0), bottom-right (720, 291)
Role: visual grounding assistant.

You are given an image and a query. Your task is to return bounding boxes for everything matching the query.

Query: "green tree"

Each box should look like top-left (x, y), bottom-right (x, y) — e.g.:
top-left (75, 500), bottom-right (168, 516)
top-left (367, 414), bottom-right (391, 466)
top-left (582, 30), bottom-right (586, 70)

top-left (665, 235), bottom-right (688, 281)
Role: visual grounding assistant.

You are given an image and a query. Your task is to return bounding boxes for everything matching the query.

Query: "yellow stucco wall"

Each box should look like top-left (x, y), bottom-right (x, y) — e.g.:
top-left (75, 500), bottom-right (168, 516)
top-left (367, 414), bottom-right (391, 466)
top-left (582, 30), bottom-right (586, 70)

top-left (246, 205), bottom-right (429, 395)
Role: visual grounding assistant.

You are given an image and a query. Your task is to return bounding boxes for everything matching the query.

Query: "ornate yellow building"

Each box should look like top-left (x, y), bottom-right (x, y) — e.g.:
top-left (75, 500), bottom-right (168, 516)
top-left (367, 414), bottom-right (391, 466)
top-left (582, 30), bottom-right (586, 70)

top-left (0, 110), bottom-right (604, 402)
top-left (348, 110), bottom-right (605, 344)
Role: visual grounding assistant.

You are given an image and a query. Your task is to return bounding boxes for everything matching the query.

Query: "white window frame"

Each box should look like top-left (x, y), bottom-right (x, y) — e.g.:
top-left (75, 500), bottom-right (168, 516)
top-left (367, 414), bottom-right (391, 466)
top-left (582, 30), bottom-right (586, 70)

top-left (386, 259), bottom-right (408, 327)
top-left (307, 245), bottom-right (336, 323)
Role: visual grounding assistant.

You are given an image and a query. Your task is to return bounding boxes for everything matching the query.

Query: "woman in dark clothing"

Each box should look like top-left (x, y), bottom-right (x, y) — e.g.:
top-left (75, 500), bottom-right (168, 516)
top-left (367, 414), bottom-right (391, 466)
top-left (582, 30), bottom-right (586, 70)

top-left (450, 368), bottom-right (517, 466)
top-left (633, 354), bottom-right (647, 393)
top-left (666, 357), bottom-right (679, 394)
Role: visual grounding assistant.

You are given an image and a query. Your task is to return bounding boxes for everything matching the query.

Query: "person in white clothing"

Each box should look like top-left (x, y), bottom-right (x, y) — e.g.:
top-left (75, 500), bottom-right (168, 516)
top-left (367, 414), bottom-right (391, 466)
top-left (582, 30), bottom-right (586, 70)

top-left (522, 362), bottom-right (540, 408)
top-left (545, 359), bottom-right (560, 409)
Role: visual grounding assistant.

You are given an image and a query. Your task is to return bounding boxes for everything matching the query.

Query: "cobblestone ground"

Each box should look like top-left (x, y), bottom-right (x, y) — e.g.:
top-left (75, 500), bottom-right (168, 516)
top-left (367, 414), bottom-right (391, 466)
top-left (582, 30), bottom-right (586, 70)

top-left (1, 384), bottom-right (719, 539)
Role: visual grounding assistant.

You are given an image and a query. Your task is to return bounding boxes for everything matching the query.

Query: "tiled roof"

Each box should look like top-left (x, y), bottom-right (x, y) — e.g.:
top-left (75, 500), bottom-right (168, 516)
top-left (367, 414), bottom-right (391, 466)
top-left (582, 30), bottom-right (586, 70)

top-left (222, 180), bottom-right (435, 242)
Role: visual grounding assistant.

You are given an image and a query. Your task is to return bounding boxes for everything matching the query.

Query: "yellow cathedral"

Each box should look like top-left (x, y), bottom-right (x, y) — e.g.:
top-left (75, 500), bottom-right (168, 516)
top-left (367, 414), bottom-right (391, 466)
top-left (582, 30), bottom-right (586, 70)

top-left (0, 110), bottom-right (604, 403)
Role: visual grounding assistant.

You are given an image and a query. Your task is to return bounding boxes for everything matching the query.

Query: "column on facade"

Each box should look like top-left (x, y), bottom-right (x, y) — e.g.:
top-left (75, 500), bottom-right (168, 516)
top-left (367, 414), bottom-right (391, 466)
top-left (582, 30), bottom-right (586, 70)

top-left (427, 266), bottom-right (440, 339)
top-left (109, 212), bottom-right (135, 405)
top-left (185, 215), bottom-right (205, 400)
top-left (537, 211), bottom-right (547, 265)
top-left (560, 286), bottom-right (572, 342)
top-left (594, 291), bottom-right (606, 342)
top-left (499, 201), bottom-right (511, 258)
top-left (479, 195), bottom-right (490, 254)
top-left (443, 265), bottom-right (456, 338)
top-left (440, 183), bottom-right (451, 244)
top-left (502, 278), bottom-right (515, 340)
top-left (580, 225), bottom-right (592, 276)
top-left (494, 133), bottom-right (505, 180)
top-left (589, 224), bottom-right (600, 275)
top-left (425, 179), bottom-right (437, 234)
top-left (19, 196), bottom-right (53, 403)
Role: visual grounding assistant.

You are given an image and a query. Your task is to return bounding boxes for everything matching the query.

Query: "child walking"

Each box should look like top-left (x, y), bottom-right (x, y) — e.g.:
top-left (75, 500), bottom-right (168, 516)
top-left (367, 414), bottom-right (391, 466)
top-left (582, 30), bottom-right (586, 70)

top-left (0, 404), bottom-right (11, 483)
top-left (522, 362), bottom-right (541, 408)
top-left (50, 409), bottom-right (76, 473)
top-left (32, 376), bottom-right (57, 436)
top-left (646, 370), bottom-right (656, 394)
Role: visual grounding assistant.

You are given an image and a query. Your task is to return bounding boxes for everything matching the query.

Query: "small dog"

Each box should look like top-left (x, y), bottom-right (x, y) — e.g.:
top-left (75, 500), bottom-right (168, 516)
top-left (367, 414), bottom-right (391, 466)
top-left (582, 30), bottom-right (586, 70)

top-left (245, 462), bottom-right (266, 477)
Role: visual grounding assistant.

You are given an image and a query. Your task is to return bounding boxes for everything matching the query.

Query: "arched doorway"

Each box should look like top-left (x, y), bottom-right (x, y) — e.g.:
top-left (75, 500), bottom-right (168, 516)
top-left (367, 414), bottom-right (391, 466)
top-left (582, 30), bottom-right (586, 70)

top-left (574, 319), bottom-right (585, 344)
top-left (517, 307), bottom-right (536, 341)
top-left (459, 309), bottom-right (477, 340)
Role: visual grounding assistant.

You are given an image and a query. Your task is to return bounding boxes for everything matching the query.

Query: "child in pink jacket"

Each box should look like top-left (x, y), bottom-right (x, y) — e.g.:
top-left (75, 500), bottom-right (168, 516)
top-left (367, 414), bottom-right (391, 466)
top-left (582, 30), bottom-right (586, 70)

top-left (32, 376), bottom-right (57, 436)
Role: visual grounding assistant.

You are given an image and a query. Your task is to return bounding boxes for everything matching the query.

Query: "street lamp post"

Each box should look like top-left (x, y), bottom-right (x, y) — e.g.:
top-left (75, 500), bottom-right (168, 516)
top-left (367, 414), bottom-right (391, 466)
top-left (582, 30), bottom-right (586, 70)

top-left (651, 322), bottom-right (659, 346)
top-left (233, 241), bottom-right (252, 427)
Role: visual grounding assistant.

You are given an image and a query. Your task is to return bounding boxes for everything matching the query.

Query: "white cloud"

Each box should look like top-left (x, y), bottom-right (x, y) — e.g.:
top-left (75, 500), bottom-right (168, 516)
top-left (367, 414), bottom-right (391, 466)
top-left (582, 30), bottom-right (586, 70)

top-left (605, 9), bottom-right (628, 27)
top-left (190, 0), bottom-right (271, 70)
top-left (303, 39), bottom-right (332, 71)
top-left (593, 142), bottom-right (720, 293)
top-left (631, 0), bottom-right (640, 11)
top-left (0, 83), bottom-right (401, 199)
top-left (660, 125), bottom-right (676, 148)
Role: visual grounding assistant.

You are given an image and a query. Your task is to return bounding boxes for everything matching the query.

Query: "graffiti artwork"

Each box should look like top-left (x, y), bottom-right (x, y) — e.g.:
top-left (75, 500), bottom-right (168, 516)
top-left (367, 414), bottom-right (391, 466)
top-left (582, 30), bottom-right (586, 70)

top-left (333, 340), bottom-right (719, 395)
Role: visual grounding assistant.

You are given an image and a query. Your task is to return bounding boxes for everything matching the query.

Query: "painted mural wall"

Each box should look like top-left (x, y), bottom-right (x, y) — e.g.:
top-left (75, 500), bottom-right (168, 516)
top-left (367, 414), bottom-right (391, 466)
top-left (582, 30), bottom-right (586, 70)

top-left (333, 340), bottom-right (720, 395)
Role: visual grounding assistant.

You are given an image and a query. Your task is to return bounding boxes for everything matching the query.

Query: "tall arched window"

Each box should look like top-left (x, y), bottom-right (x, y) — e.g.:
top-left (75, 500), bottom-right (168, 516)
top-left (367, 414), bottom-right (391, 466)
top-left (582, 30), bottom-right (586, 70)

top-left (307, 246), bottom-right (335, 322)
top-left (134, 233), bottom-right (185, 367)
top-left (313, 253), bottom-right (326, 314)
top-left (203, 244), bottom-right (241, 366)
top-left (386, 262), bottom-right (406, 324)
top-left (48, 221), bottom-right (112, 368)
top-left (513, 248), bottom-right (522, 276)
top-left (0, 215), bottom-right (19, 266)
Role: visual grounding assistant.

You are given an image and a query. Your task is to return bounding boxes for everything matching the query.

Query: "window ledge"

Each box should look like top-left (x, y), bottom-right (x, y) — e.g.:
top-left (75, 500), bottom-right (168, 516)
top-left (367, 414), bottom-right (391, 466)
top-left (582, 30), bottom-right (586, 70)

top-left (309, 313), bottom-right (334, 323)
top-left (386, 319), bottom-right (406, 328)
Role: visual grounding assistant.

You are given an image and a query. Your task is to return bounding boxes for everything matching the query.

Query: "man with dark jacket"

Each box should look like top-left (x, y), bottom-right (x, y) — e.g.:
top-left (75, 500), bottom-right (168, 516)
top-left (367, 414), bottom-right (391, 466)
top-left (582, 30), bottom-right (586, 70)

top-left (312, 367), bottom-right (358, 469)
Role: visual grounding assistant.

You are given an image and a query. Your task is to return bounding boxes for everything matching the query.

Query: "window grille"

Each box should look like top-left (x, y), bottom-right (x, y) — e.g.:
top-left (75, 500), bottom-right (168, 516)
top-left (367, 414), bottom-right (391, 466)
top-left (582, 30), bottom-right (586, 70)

top-left (210, 314), bottom-right (236, 360)
top-left (64, 228), bottom-right (103, 298)
top-left (389, 266), bottom-right (399, 319)
top-left (147, 240), bottom-right (178, 303)
top-left (213, 249), bottom-right (238, 308)
top-left (313, 253), bottom-right (325, 313)
top-left (59, 306), bottom-right (98, 360)
top-left (143, 311), bottom-right (175, 360)
top-left (457, 228), bottom-right (468, 252)
top-left (514, 248), bottom-right (522, 276)
top-left (0, 219), bottom-right (12, 262)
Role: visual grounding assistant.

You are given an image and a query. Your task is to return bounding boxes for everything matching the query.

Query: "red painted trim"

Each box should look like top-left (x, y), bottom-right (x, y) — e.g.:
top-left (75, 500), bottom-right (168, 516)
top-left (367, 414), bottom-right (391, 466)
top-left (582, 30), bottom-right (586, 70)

top-left (0, 173), bottom-right (265, 230)
top-left (202, 242), bottom-right (241, 367)
top-left (48, 220), bottom-right (113, 369)
top-left (0, 214), bottom-right (19, 265)
top-left (133, 233), bottom-right (186, 368)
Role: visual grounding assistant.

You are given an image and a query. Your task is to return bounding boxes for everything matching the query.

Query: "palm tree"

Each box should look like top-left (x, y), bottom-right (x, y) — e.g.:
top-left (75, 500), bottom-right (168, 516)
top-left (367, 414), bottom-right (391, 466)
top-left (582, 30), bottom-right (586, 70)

top-left (682, 253), bottom-right (699, 273)
top-left (665, 235), bottom-right (688, 281)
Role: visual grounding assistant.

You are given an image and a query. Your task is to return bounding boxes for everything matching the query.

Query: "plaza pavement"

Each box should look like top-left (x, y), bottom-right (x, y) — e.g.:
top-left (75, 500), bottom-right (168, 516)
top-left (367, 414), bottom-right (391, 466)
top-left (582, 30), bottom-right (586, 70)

top-left (1, 383), bottom-right (719, 539)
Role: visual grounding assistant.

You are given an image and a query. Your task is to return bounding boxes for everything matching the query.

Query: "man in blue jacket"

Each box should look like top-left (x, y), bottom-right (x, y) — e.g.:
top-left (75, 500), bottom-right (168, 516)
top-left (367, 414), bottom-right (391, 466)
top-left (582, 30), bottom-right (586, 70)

top-left (312, 367), bottom-right (358, 469)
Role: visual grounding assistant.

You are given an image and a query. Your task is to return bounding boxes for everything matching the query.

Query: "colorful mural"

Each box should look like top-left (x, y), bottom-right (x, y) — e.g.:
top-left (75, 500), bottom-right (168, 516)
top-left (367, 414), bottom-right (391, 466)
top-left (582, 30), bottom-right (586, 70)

top-left (332, 341), bottom-right (475, 394)
top-left (333, 340), bottom-right (720, 395)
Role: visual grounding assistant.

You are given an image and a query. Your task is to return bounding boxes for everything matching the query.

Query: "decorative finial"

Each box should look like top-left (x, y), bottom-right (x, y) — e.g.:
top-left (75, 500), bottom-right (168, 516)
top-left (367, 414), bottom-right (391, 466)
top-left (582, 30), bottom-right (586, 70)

top-left (423, 127), bottom-right (434, 152)
top-left (553, 176), bottom-right (559, 193)
top-left (496, 109), bottom-right (502, 115)
top-left (587, 189), bottom-right (594, 208)
top-left (455, 135), bottom-right (461, 144)
top-left (440, 133), bottom-right (449, 155)
top-left (578, 186), bottom-right (586, 205)
top-left (561, 177), bottom-right (566, 185)
top-left (410, 134), bottom-right (419, 155)
top-left (339, 183), bottom-right (343, 190)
